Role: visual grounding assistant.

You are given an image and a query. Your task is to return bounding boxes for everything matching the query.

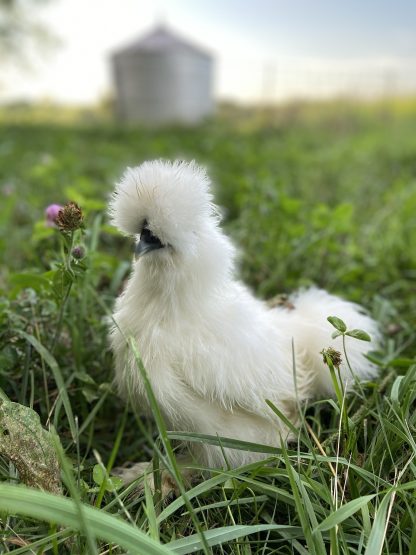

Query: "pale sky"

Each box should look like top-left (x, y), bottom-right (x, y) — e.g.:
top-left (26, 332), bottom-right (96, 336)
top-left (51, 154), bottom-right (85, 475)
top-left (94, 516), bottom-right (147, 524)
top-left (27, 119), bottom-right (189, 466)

top-left (2, 0), bottom-right (416, 104)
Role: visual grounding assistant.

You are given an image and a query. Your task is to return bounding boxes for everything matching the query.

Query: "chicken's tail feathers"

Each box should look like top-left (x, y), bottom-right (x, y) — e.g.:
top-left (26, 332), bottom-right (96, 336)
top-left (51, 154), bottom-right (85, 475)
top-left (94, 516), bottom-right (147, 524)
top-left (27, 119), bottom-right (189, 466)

top-left (287, 288), bottom-right (381, 398)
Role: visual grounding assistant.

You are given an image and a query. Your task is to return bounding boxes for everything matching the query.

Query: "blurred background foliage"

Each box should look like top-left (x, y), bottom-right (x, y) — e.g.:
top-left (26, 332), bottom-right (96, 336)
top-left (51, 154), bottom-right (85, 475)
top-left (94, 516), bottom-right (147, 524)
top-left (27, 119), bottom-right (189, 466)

top-left (1, 99), bottom-right (415, 304)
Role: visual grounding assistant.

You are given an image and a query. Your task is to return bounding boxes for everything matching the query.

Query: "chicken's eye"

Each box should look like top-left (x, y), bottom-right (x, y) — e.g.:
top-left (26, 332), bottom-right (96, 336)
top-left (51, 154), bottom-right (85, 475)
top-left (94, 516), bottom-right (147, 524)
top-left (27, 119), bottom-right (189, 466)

top-left (141, 227), bottom-right (162, 247)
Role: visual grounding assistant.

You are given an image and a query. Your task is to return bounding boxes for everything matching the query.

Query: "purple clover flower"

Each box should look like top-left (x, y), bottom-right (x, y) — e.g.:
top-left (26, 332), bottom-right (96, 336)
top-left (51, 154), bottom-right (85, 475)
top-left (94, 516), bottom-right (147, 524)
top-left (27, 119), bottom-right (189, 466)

top-left (45, 204), bottom-right (63, 227)
top-left (71, 246), bottom-right (85, 260)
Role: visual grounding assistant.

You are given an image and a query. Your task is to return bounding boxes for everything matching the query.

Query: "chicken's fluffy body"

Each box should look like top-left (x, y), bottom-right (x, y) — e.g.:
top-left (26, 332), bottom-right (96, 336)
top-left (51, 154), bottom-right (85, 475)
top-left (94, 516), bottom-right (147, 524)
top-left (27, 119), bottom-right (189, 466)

top-left (109, 160), bottom-right (379, 468)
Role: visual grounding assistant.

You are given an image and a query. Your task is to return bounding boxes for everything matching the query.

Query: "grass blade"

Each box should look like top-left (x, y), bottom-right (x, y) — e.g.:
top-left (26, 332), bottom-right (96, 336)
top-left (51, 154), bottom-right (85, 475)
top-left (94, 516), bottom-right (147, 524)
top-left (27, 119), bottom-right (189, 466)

top-left (128, 338), bottom-right (210, 554)
top-left (364, 491), bottom-right (393, 555)
top-left (168, 524), bottom-right (293, 554)
top-left (14, 330), bottom-right (77, 442)
top-left (265, 398), bottom-right (299, 436)
top-left (0, 483), bottom-right (172, 555)
top-left (314, 494), bottom-right (376, 533)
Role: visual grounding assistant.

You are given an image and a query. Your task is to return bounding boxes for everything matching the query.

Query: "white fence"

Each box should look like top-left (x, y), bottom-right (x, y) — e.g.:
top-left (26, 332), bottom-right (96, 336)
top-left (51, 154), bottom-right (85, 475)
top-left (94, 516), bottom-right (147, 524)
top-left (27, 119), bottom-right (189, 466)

top-left (219, 58), bottom-right (416, 103)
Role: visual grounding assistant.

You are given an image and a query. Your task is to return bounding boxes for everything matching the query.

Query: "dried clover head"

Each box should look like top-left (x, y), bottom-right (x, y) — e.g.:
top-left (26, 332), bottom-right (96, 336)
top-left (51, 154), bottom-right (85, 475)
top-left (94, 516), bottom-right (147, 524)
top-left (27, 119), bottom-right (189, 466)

top-left (56, 201), bottom-right (84, 233)
top-left (321, 347), bottom-right (343, 368)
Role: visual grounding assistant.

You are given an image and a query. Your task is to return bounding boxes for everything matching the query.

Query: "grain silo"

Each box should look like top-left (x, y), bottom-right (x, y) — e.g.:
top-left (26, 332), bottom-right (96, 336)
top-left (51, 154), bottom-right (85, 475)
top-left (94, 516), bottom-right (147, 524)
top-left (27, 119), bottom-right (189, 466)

top-left (111, 24), bottom-right (214, 125)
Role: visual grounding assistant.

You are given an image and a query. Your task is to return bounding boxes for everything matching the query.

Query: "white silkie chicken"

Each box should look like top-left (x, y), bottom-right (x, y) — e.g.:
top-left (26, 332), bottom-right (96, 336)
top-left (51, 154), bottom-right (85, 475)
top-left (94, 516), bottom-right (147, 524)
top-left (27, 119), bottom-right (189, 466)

top-left (109, 159), bottom-right (379, 477)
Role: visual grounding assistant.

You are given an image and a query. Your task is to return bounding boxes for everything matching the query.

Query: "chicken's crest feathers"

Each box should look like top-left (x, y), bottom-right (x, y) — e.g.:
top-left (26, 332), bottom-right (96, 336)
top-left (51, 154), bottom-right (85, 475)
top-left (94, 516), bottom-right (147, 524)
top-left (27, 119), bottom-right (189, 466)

top-left (109, 160), bottom-right (219, 251)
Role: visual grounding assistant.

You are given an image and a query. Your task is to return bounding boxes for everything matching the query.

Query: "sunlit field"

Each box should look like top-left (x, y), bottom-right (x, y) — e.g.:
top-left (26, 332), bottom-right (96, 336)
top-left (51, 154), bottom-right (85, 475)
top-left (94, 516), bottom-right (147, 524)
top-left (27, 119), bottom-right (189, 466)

top-left (1, 100), bottom-right (416, 554)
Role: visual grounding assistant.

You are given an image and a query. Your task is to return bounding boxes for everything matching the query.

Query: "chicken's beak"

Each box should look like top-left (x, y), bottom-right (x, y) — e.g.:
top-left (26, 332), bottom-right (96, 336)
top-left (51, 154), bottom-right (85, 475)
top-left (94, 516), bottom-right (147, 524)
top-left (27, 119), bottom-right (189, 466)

top-left (135, 236), bottom-right (164, 259)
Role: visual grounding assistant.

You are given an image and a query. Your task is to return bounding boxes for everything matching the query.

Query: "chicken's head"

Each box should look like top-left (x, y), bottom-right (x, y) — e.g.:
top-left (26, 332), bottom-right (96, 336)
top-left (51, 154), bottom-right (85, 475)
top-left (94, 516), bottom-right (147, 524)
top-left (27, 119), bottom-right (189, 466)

top-left (109, 160), bottom-right (233, 275)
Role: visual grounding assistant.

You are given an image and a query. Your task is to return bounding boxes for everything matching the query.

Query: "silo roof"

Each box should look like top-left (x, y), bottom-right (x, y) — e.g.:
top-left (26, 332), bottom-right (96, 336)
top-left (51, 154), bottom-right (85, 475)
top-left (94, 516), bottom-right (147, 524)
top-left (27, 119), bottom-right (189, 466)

top-left (112, 24), bottom-right (212, 59)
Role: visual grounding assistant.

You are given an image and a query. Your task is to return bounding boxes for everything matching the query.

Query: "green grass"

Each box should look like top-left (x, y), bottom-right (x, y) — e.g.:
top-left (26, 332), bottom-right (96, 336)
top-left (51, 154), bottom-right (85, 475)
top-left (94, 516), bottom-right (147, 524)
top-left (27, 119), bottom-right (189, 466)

top-left (0, 100), bottom-right (416, 554)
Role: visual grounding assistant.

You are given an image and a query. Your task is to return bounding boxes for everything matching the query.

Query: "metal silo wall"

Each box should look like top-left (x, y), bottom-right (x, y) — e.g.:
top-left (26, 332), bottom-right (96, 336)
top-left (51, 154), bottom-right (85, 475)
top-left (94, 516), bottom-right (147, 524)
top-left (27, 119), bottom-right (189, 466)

top-left (113, 47), bottom-right (213, 125)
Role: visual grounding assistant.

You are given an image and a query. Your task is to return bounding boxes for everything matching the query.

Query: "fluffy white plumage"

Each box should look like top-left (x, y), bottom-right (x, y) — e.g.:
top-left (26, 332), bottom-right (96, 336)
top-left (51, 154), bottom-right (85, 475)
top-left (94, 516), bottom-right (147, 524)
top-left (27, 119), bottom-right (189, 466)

top-left (109, 159), bottom-right (379, 469)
